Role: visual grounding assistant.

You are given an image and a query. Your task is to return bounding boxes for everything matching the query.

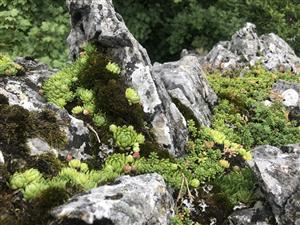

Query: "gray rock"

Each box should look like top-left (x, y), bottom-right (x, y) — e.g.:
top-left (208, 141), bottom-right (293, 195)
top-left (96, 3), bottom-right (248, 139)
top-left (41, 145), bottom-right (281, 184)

top-left (203, 23), bottom-right (300, 74)
top-left (228, 201), bottom-right (274, 225)
top-left (272, 80), bottom-right (300, 107)
top-left (66, 0), bottom-right (217, 155)
top-left (0, 151), bottom-right (4, 165)
top-left (250, 145), bottom-right (300, 224)
top-left (52, 173), bottom-right (174, 225)
top-left (66, 0), bottom-right (189, 155)
top-left (0, 58), bottom-right (90, 160)
top-left (26, 138), bottom-right (58, 156)
top-left (153, 55), bottom-right (217, 126)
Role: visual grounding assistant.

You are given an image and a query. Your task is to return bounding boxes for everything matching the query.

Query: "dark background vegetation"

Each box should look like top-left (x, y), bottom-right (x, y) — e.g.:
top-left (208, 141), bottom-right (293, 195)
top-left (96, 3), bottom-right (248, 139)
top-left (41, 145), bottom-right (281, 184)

top-left (0, 0), bottom-right (299, 67)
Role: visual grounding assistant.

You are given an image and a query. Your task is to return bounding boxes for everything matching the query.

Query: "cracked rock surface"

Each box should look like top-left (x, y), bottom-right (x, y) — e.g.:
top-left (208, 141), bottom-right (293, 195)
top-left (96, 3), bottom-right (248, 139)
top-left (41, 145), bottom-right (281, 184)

top-left (250, 145), bottom-right (300, 225)
top-left (202, 23), bottom-right (300, 74)
top-left (52, 173), bottom-right (174, 225)
top-left (66, 0), bottom-right (217, 155)
top-left (0, 57), bottom-right (90, 159)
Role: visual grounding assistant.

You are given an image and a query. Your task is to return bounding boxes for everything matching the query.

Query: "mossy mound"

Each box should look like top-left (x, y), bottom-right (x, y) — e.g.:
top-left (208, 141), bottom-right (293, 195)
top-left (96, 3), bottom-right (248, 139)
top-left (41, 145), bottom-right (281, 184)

top-left (0, 104), bottom-right (67, 158)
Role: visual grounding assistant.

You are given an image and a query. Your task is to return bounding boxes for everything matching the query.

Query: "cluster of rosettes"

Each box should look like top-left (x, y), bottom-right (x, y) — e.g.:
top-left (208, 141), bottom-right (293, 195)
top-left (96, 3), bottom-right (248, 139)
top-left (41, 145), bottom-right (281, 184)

top-left (10, 169), bottom-right (48, 200)
top-left (109, 124), bottom-right (145, 152)
top-left (9, 160), bottom-right (103, 200)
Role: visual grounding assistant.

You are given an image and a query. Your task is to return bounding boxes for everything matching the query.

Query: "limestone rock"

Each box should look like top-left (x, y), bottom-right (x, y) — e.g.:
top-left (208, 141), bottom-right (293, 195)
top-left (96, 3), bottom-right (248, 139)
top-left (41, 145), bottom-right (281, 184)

top-left (66, 0), bottom-right (218, 155)
top-left (272, 80), bottom-right (300, 107)
top-left (52, 173), bottom-right (174, 225)
top-left (250, 145), bottom-right (300, 224)
top-left (153, 55), bottom-right (217, 126)
top-left (66, 0), bottom-right (188, 155)
top-left (203, 23), bottom-right (300, 74)
top-left (227, 201), bottom-right (274, 225)
top-left (0, 57), bottom-right (90, 160)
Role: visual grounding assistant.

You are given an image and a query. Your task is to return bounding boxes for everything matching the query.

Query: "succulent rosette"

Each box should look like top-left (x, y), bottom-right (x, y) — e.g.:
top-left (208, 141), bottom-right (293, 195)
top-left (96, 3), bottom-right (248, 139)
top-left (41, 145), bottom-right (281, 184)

top-left (109, 124), bottom-right (145, 151)
top-left (125, 88), bottom-right (140, 105)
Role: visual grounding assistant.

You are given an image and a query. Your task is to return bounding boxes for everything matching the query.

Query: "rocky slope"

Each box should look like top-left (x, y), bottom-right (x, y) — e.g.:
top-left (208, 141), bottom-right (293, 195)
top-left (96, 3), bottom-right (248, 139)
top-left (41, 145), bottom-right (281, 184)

top-left (1, 0), bottom-right (300, 225)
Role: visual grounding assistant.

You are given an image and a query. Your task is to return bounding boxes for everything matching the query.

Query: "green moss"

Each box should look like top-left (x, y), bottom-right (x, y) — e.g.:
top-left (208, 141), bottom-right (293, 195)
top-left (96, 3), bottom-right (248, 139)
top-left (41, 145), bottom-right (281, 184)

top-left (24, 187), bottom-right (69, 225)
top-left (213, 168), bottom-right (256, 207)
top-left (93, 79), bottom-right (146, 129)
top-left (0, 164), bottom-right (11, 192)
top-left (29, 110), bottom-right (68, 149)
top-left (0, 104), bottom-right (67, 158)
top-left (26, 153), bottom-right (64, 178)
top-left (0, 54), bottom-right (24, 76)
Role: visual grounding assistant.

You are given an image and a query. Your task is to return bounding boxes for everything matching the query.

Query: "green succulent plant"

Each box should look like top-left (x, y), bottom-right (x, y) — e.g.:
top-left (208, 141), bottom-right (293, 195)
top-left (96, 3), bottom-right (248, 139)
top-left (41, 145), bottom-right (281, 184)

top-left (10, 173), bottom-right (27, 190)
top-left (48, 177), bottom-right (67, 189)
top-left (80, 163), bottom-right (89, 173)
top-left (190, 178), bottom-right (200, 188)
top-left (58, 167), bottom-right (79, 181)
top-left (76, 88), bottom-right (94, 103)
top-left (104, 153), bottom-right (127, 173)
top-left (93, 113), bottom-right (106, 127)
top-left (125, 88), bottom-right (140, 105)
top-left (109, 124), bottom-right (145, 151)
top-left (68, 159), bottom-right (81, 169)
top-left (71, 106), bottom-right (83, 115)
top-left (10, 169), bottom-right (42, 190)
top-left (23, 181), bottom-right (48, 200)
top-left (105, 62), bottom-right (121, 75)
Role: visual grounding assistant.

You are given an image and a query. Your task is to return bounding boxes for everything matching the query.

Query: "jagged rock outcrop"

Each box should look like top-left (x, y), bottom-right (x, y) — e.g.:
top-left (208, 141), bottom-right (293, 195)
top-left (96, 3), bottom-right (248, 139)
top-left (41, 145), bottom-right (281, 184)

top-left (52, 173), bottom-right (174, 225)
top-left (248, 145), bottom-right (300, 225)
top-left (202, 23), bottom-right (300, 74)
top-left (153, 55), bottom-right (217, 126)
top-left (227, 201), bottom-right (274, 225)
top-left (0, 57), bottom-right (90, 159)
top-left (66, 0), bottom-right (217, 155)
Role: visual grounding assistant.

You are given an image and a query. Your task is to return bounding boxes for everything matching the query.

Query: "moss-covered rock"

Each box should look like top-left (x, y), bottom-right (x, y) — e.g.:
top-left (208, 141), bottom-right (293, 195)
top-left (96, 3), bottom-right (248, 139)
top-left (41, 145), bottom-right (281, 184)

top-left (0, 104), bottom-right (67, 158)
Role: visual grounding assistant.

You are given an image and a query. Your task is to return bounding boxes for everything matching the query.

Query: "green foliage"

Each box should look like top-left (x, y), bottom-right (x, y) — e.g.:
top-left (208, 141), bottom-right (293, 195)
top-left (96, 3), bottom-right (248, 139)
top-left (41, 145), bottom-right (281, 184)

top-left (93, 113), bottom-right (106, 127)
top-left (125, 88), bottom-right (140, 105)
top-left (42, 52), bottom-right (87, 108)
top-left (1, 0), bottom-right (300, 66)
top-left (105, 62), bottom-right (121, 75)
top-left (9, 154), bottom-right (127, 200)
top-left (71, 106), bottom-right (83, 115)
top-left (208, 66), bottom-right (300, 149)
top-left (0, 0), bottom-right (69, 68)
top-left (134, 149), bottom-right (224, 189)
top-left (76, 87), bottom-right (96, 114)
top-left (109, 124), bottom-right (145, 151)
top-left (0, 104), bottom-right (67, 157)
top-left (10, 168), bottom-right (42, 190)
top-left (214, 168), bottom-right (256, 206)
top-left (0, 54), bottom-right (23, 76)
top-left (114, 0), bottom-right (300, 62)
top-left (170, 207), bottom-right (194, 225)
